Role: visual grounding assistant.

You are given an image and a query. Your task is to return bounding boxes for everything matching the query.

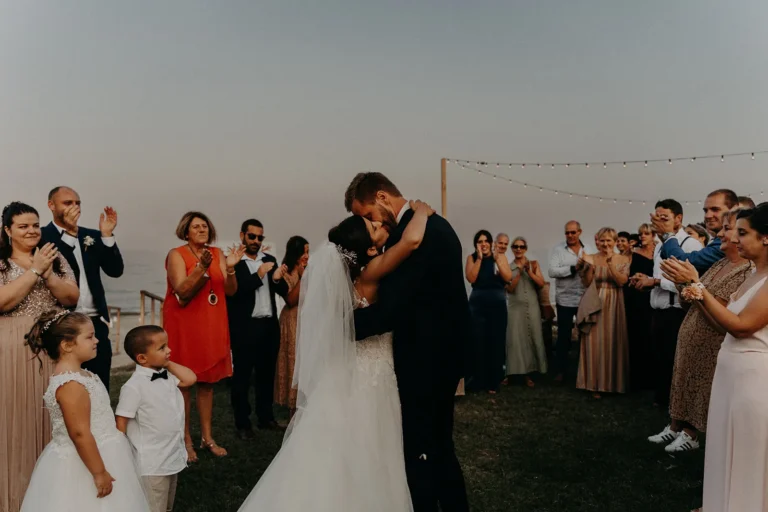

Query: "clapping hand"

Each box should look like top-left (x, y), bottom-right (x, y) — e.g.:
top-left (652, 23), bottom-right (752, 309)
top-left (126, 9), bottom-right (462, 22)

top-left (661, 257), bottom-right (700, 284)
top-left (200, 248), bottom-right (213, 269)
top-left (225, 244), bottom-right (246, 271)
top-left (99, 207), bottom-right (118, 237)
top-left (258, 261), bottom-right (275, 279)
top-left (32, 243), bottom-right (58, 278)
top-left (273, 263), bottom-right (288, 281)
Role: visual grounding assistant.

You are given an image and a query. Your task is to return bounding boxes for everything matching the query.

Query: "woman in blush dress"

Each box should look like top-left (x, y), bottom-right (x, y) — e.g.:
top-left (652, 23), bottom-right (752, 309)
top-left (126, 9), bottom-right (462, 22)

top-left (662, 203), bottom-right (768, 512)
top-left (274, 236), bottom-right (309, 417)
top-left (576, 228), bottom-right (630, 398)
top-left (0, 202), bottom-right (79, 512)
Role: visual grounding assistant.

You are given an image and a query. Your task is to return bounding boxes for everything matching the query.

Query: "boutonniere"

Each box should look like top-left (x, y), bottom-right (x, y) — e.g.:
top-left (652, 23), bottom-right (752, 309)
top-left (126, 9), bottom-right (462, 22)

top-left (83, 235), bottom-right (95, 251)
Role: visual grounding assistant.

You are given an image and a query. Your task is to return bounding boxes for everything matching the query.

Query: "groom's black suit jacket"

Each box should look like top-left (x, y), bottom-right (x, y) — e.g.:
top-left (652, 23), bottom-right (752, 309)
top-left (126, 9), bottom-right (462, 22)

top-left (354, 209), bottom-right (470, 399)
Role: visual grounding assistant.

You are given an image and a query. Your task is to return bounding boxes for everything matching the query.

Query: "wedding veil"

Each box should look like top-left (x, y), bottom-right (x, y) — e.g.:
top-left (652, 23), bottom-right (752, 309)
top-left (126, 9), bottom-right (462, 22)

top-left (285, 240), bottom-right (358, 439)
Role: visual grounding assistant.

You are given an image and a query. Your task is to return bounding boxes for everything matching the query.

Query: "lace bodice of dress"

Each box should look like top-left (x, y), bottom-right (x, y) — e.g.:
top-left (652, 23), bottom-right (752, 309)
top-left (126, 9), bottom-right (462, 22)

top-left (44, 371), bottom-right (121, 455)
top-left (354, 292), bottom-right (397, 387)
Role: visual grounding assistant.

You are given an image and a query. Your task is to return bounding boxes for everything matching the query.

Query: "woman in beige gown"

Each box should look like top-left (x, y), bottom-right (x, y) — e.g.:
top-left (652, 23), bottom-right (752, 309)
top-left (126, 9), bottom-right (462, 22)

top-left (576, 228), bottom-right (630, 398)
top-left (662, 203), bottom-right (768, 512)
top-left (274, 236), bottom-right (308, 416)
top-left (0, 202), bottom-right (78, 512)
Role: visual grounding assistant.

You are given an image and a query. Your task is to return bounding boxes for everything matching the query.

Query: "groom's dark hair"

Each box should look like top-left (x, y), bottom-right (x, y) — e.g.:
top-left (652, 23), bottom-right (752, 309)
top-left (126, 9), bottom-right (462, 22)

top-left (344, 172), bottom-right (402, 212)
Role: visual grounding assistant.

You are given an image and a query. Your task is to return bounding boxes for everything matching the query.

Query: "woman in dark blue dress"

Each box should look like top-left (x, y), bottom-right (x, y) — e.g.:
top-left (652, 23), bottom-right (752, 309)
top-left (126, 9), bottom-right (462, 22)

top-left (465, 230), bottom-right (512, 393)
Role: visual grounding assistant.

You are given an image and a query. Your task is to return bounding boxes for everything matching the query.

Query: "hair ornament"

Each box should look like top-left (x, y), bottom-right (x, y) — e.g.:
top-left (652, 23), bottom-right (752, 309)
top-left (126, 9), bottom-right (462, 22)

top-left (41, 310), bottom-right (70, 333)
top-left (335, 245), bottom-right (358, 266)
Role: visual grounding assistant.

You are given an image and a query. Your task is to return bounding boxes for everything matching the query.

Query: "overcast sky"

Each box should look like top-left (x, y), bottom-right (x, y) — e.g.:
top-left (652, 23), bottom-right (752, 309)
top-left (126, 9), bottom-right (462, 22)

top-left (2, 0), bottom-right (767, 263)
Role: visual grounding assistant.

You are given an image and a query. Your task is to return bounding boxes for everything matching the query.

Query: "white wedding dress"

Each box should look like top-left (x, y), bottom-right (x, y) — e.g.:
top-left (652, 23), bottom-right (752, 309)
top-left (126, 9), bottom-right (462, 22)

top-left (237, 242), bottom-right (413, 512)
top-left (21, 371), bottom-right (150, 512)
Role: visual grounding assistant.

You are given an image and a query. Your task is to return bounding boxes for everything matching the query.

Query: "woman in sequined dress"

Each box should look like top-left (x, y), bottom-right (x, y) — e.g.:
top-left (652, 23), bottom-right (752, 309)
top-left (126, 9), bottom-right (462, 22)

top-left (0, 202), bottom-right (79, 512)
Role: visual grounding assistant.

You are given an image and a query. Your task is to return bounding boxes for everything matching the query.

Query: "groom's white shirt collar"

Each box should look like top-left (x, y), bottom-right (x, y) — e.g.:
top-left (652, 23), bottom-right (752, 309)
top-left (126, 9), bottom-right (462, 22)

top-left (396, 200), bottom-right (410, 225)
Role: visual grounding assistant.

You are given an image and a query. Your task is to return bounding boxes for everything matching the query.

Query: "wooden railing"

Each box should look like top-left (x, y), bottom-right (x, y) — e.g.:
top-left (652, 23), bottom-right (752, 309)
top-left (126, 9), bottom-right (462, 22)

top-left (107, 306), bottom-right (122, 354)
top-left (139, 290), bottom-right (165, 326)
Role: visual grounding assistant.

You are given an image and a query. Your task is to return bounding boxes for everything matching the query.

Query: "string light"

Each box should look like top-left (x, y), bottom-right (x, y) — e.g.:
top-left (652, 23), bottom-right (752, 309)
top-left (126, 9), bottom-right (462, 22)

top-left (453, 162), bottom-right (748, 206)
top-left (447, 150), bottom-right (766, 169)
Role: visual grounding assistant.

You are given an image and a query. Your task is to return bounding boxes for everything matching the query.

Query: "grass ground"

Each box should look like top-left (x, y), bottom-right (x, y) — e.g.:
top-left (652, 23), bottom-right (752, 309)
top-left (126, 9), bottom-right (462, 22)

top-left (110, 369), bottom-right (704, 512)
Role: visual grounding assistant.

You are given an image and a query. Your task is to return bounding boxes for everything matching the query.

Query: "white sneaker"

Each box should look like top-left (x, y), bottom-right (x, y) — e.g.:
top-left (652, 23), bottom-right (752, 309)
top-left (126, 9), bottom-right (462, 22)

top-left (648, 425), bottom-right (680, 444)
top-left (665, 431), bottom-right (700, 453)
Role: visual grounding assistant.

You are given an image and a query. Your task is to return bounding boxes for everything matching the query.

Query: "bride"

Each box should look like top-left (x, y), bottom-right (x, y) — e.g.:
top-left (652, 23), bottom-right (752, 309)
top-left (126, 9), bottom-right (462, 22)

top-left (237, 201), bottom-right (434, 512)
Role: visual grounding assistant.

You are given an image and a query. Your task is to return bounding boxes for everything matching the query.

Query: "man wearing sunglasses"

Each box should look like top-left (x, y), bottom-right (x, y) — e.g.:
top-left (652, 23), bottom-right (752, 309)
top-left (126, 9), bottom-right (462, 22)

top-left (548, 220), bottom-right (595, 383)
top-left (226, 219), bottom-right (289, 438)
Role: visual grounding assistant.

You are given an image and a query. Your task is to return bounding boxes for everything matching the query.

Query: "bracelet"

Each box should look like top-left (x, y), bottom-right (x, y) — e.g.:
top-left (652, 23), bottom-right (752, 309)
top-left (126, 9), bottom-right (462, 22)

top-left (680, 282), bottom-right (705, 301)
top-left (30, 268), bottom-right (43, 279)
top-left (226, 269), bottom-right (236, 276)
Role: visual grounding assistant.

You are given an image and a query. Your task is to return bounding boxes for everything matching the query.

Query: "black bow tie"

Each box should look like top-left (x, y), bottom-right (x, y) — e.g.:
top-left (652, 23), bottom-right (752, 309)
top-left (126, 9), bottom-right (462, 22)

top-left (150, 370), bottom-right (168, 382)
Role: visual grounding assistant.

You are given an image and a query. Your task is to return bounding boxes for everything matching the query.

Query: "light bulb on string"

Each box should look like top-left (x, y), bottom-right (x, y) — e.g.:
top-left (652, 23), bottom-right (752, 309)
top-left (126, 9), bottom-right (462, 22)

top-left (644, 161), bottom-right (648, 167)
top-left (537, 163), bottom-right (541, 168)
top-left (721, 155), bottom-right (724, 162)
top-left (603, 163), bottom-right (607, 168)
top-left (538, 187), bottom-right (543, 192)
top-left (623, 162), bottom-right (627, 168)
top-left (752, 153), bottom-right (756, 160)
top-left (585, 163), bottom-right (589, 168)
top-left (522, 164), bottom-right (526, 168)
top-left (691, 157), bottom-right (695, 162)
top-left (551, 164), bottom-right (555, 169)
top-left (669, 159), bottom-right (672, 165)
top-left (629, 200), bottom-right (633, 205)
top-left (565, 163), bottom-right (570, 168)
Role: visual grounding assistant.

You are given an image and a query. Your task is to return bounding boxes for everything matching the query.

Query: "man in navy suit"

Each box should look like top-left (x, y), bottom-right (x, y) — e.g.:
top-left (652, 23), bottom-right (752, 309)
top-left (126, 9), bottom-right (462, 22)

top-left (42, 186), bottom-right (124, 390)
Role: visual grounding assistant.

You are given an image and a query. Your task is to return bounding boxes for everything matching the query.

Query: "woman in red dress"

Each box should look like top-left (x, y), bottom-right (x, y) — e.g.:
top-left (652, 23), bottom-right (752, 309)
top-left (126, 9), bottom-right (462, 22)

top-left (164, 211), bottom-right (243, 460)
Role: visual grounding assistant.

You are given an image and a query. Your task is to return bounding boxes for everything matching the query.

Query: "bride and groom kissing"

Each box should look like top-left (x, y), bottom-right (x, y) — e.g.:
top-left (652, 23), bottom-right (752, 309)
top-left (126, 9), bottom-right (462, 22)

top-left (238, 172), bottom-right (471, 512)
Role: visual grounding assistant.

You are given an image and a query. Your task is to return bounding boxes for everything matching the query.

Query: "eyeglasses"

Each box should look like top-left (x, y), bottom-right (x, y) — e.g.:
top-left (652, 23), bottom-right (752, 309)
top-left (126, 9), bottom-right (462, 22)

top-left (512, 245), bottom-right (527, 250)
top-left (565, 231), bottom-right (579, 235)
top-left (246, 233), bottom-right (265, 241)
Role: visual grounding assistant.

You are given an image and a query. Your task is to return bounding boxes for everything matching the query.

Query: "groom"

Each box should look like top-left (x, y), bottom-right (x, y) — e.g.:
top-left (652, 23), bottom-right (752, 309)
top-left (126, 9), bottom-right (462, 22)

top-left (346, 172), bottom-right (470, 512)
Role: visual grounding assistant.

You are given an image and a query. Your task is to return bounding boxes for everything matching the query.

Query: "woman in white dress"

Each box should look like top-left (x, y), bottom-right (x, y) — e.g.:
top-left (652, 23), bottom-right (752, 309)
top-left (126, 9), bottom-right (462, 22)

top-left (237, 201), bottom-right (434, 512)
top-left (661, 202), bottom-right (768, 512)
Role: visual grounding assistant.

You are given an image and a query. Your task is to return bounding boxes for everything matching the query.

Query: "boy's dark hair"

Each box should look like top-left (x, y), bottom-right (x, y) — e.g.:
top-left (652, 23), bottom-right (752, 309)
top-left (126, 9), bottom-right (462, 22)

top-left (617, 231), bottom-right (631, 240)
top-left (124, 325), bottom-right (166, 363)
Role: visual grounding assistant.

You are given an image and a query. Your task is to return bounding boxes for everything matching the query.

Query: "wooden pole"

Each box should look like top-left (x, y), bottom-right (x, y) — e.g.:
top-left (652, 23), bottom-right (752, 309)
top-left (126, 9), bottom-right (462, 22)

top-left (441, 158), bottom-right (447, 218)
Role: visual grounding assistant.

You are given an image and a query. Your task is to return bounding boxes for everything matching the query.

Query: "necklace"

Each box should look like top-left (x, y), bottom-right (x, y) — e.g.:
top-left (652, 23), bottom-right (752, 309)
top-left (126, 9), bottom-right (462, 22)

top-left (187, 245), bottom-right (218, 306)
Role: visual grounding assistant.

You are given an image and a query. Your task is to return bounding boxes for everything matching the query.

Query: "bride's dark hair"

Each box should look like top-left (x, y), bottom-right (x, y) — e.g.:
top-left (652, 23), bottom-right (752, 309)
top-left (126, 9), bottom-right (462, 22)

top-left (328, 216), bottom-right (374, 281)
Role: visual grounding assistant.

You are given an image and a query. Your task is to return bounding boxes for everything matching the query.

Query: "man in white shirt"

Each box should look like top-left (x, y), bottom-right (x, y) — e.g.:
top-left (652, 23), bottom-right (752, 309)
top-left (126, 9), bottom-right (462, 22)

top-left (548, 220), bottom-right (596, 382)
top-left (631, 199), bottom-right (703, 408)
top-left (225, 219), bottom-right (289, 437)
top-left (42, 186), bottom-right (124, 390)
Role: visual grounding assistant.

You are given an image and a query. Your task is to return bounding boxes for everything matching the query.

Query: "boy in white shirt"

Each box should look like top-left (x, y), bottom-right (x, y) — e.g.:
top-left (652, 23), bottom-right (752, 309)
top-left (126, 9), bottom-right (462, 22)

top-left (116, 326), bottom-right (197, 512)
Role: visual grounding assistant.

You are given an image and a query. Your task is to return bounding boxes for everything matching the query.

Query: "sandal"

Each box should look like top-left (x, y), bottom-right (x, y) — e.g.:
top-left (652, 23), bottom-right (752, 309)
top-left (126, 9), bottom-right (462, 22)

top-left (525, 377), bottom-right (535, 388)
top-left (185, 443), bottom-right (198, 463)
top-left (200, 438), bottom-right (228, 457)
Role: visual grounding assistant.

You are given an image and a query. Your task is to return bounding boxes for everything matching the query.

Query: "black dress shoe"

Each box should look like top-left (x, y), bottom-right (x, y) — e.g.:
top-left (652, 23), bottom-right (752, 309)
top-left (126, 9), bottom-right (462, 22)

top-left (257, 421), bottom-right (286, 432)
top-left (236, 428), bottom-right (255, 440)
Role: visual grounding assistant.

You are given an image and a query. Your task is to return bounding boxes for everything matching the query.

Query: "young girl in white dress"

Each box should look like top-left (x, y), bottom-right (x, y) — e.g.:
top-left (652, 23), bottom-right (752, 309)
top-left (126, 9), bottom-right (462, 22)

top-left (21, 310), bottom-right (150, 512)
